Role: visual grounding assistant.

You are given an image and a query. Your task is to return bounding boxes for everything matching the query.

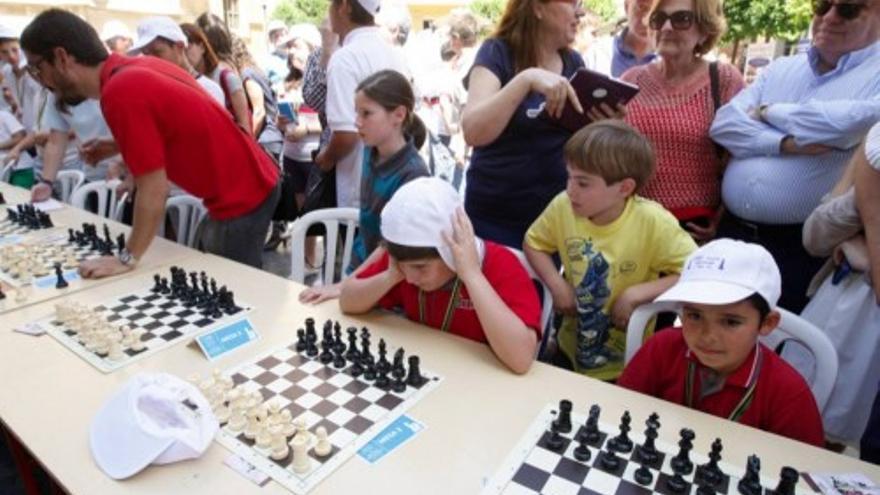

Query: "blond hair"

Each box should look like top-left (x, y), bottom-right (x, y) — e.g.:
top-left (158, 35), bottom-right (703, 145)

top-left (564, 121), bottom-right (655, 192)
top-left (649, 0), bottom-right (727, 55)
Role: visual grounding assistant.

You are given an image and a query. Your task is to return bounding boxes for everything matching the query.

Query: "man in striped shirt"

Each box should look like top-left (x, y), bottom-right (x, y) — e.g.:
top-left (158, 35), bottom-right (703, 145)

top-left (710, 0), bottom-right (880, 312)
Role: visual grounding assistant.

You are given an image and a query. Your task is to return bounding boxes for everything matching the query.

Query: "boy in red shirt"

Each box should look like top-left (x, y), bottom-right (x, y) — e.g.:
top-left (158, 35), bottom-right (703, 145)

top-left (339, 178), bottom-right (542, 374)
top-left (618, 239), bottom-right (825, 446)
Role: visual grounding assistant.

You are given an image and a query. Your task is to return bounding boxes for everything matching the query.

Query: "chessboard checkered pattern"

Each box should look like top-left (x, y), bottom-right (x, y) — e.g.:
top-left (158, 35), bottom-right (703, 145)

top-left (0, 222), bottom-right (32, 237)
top-left (40, 288), bottom-right (252, 373)
top-left (215, 341), bottom-right (442, 495)
top-left (0, 239), bottom-right (103, 285)
top-left (483, 404), bottom-right (821, 495)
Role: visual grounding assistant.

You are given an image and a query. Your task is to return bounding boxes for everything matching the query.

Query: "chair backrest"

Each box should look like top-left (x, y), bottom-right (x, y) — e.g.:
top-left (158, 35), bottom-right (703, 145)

top-left (69, 180), bottom-right (125, 219)
top-left (0, 161), bottom-right (13, 183)
top-left (289, 208), bottom-right (359, 284)
top-left (624, 302), bottom-right (839, 410)
top-left (505, 247), bottom-right (554, 358)
top-left (56, 170), bottom-right (85, 203)
top-left (161, 195), bottom-right (207, 247)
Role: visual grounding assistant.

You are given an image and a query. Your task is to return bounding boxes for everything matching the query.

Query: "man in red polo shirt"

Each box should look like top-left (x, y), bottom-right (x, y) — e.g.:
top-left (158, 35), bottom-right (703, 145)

top-left (618, 239), bottom-right (825, 446)
top-left (20, 10), bottom-right (279, 276)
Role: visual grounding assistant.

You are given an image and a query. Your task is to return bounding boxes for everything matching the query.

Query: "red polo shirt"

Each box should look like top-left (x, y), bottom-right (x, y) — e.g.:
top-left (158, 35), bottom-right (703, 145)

top-left (99, 54), bottom-right (278, 220)
top-left (357, 242), bottom-right (542, 344)
top-left (618, 328), bottom-right (824, 446)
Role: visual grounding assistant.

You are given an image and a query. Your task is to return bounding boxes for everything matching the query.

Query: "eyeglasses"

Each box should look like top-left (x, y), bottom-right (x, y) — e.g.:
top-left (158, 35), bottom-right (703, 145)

top-left (547, 0), bottom-right (585, 10)
top-left (813, 0), bottom-right (868, 20)
top-left (648, 10), bottom-right (696, 30)
top-left (24, 56), bottom-right (45, 78)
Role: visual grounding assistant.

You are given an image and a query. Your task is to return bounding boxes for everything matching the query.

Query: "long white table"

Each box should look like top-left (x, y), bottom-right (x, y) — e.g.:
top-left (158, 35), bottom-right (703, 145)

top-left (0, 250), bottom-right (878, 494)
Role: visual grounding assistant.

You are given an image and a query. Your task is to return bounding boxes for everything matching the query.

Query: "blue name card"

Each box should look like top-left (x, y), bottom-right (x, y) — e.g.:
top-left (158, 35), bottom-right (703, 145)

top-left (195, 319), bottom-right (259, 361)
top-left (358, 415), bottom-right (425, 464)
top-left (34, 269), bottom-right (80, 290)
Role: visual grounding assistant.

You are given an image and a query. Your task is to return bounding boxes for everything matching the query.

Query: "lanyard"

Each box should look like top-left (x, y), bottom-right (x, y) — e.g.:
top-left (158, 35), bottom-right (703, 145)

top-left (418, 278), bottom-right (462, 333)
top-left (685, 345), bottom-right (763, 422)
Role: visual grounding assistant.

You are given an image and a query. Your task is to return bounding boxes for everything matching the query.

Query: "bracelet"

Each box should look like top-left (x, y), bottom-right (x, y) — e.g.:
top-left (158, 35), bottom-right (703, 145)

top-left (38, 176), bottom-right (54, 186)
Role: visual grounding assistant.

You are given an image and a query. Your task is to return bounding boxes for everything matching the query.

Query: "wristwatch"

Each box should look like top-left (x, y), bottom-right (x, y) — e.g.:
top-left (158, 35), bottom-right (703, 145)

top-left (37, 175), bottom-right (54, 187)
top-left (118, 248), bottom-right (138, 267)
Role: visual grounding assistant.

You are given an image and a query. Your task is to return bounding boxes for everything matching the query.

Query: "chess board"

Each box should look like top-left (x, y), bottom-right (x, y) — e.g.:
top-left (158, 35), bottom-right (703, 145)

top-left (215, 338), bottom-right (442, 495)
top-left (37, 287), bottom-right (253, 372)
top-left (482, 403), bottom-right (821, 495)
top-left (0, 233), bottom-right (103, 286)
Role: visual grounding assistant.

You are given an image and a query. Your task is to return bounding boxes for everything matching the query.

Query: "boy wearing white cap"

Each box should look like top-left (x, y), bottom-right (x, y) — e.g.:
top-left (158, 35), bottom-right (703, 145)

top-left (618, 239), bottom-right (824, 446)
top-left (339, 178), bottom-right (542, 374)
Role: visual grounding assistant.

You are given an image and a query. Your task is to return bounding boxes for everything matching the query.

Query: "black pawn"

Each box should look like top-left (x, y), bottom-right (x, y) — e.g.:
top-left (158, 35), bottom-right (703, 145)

top-left (696, 485), bottom-right (716, 495)
top-left (332, 345), bottom-right (346, 369)
top-left (584, 405), bottom-right (601, 444)
top-left (608, 410), bottom-right (633, 453)
top-left (375, 365), bottom-right (390, 390)
top-left (670, 428), bottom-right (695, 475)
top-left (295, 329), bottom-right (307, 352)
top-left (350, 357), bottom-right (364, 378)
top-left (391, 374), bottom-right (406, 393)
top-left (544, 429), bottom-right (565, 452)
top-left (405, 355), bottom-right (426, 387)
top-left (573, 438), bottom-right (591, 462)
top-left (68, 228), bottom-right (76, 243)
top-left (737, 455), bottom-right (763, 495)
top-left (599, 450), bottom-right (621, 471)
top-left (773, 467), bottom-right (799, 495)
top-left (319, 339), bottom-right (334, 364)
top-left (151, 274), bottom-right (163, 292)
top-left (553, 400), bottom-right (573, 433)
top-left (54, 263), bottom-right (68, 289)
top-left (634, 465), bottom-right (654, 486)
top-left (665, 472), bottom-right (689, 494)
top-left (363, 356), bottom-right (377, 380)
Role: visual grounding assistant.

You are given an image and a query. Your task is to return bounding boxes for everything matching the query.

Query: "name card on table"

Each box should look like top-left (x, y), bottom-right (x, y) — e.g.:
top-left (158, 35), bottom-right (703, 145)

top-left (195, 319), bottom-right (259, 361)
top-left (358, 415), bottom-right (425, 464)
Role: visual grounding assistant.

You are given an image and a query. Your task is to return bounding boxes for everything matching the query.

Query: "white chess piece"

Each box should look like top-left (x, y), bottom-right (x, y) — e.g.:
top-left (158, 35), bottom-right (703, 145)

top-left (255, 421), bottom-right (273, 450)
top-left (294, 417), bottom-right (310, 443)
top-left (313, 426), bottom-right (332, 457)
top-left (290, 434), bottom-right (311, 474)
top-left (280, 410), bottom-right (295, 438)
top-left (107, 340), bottom-right (124, 361)
top-left (269, 427), bottom-right (290, 461)
top-left (244, 409), bottom-right (260, 440)
top-left (15, 286), bottom-right (28, 303)
top-left (129, 329), bottom-right (146, 351)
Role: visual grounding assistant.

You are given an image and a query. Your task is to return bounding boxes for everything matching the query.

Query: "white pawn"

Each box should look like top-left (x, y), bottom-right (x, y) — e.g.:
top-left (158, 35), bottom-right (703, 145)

top-left (313, 426), bottom-right (332, 457)
top-left (130, 329), bottom-right (146, 351)
top-left (107, 340), bottom-right (125, 361)
top-left (294, 417), bottom-right (310, 443)
top-left (280, 410), bottom-right (295, 437)
top-left (291, 434), bottom-right (311, 474)
top-left (244, 409), bottom-right (261, 440)
top-left (269, 428), bottom-right (290, 461)
top-left (255, 421), bottom-right (273, 450)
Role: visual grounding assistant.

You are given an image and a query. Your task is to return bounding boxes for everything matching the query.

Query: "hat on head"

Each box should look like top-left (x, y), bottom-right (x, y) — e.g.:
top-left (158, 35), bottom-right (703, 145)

top-left (89, 372), bottom-right (218, 480)
top-left (354, 0), bottom-right (382, 16)
top-left (0, 24), bottom-right (19, 41)
top-left (655, 238), bottom-right (781, 309)
top-left (380, 177), bottom-right (482, 271)
top-left (267, 19), bottom-right (287, 35)
top-left (130, 17), bottom-right (187, 54)
top-left (100, 20), bottom-right (132, 42)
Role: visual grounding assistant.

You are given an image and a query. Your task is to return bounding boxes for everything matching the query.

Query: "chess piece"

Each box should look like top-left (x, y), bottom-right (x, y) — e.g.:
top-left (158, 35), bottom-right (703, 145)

top-left (363, 355), bottom-right (377, 381)
top-left (405, 355), bottom-right (426, 387)
top-left (553, 400), bottom-right (573, 433)
top-left (773, 467), bottom-right (799, 495)
top-left (270, 429), bottom-right (290, 461)
top-left (376, 339), bottom-right (390, 372)
top-left (391, 374), bottom-right (406, 393)
top-left (293, 417), bottom-right (310, 443)
top-left (291, 434), bottom-right (311, 474)
top-left (634, 464), bottom-right (654, 485)
top-left (635, 413), bottom-right (660, 465)
top-left (573, 437), bottom-right (591, 462)
top-left (15, 286), bottom-right (28, 303)
top-left (375, 365), bottom-right (391, 390)
top-left (54, 263), bottom-right (68, 289)
top-left (670, 428), bottom-right (695, 475)
top-left (344, 327), bottom-right (359, 362)
top-left (313, 426), bottom-right (332, 457)
top-left (255, 423), bottom-right (274, 449)
top-left (599, 450), bottom-right (621, 472)
top-left (244, 409), bottom-right (261, 440)
top-left (107, 340), bottom-right (125, 361)
top-left (391, 348), bottom-right (406, 379)
top-left (130, 330), bottom-right (146, 352)
top-left (696, 438), bottom-right (724, 487)
top-left (544, 428), bottom-right (565, 452)
top-left (332, 343), bottom-right (346, 369)
top-left (608, 410), bottom-right (633, 453)
top-left (0, 284), bottom-right (5, 300)
top-left (665, 472), bottom-right (689, 494)
top-left (737, 455), bottom-right (763, 495)
top-left (296, 329), bottom-right (307, 352)
top-left (584, 405), bottom-right (601, 445)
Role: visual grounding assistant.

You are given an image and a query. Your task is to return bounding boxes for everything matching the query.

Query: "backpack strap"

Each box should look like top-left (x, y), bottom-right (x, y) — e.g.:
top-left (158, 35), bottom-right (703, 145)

top-left (708, 61), bottom-right (725, 160)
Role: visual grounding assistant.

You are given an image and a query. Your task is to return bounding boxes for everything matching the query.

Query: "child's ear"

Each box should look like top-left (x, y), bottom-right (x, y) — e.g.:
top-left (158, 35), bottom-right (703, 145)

top-left (617, 178), bottom-right (637, 197)
top-left (392, 105), bottom-right (407, 125)
top-left (757, 310), bottom-right (781, 336)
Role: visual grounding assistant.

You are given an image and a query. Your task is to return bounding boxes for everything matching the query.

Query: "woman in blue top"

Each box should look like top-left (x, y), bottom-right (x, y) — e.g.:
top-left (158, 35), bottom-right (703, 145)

top-left (463, 0), bottom-right (614, 248)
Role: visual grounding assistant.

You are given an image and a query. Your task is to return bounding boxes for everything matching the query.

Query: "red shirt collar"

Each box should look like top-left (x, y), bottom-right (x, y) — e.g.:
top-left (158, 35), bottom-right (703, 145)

top-left (685, 343), bottom-right (762, 389)
top-left (99, 53), bottom-right (128, 91)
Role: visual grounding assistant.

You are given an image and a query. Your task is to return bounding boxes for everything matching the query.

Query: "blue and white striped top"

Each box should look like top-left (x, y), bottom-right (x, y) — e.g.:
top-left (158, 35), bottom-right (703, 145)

top-left (710, 41), bottom-right (880, 224)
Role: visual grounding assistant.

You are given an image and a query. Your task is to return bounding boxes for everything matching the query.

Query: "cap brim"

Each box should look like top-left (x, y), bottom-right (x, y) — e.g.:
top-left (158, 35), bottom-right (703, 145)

top-left (127, 35), bottom-right (156, 55)
top-left (89, 386), bottom-right (174, 480)
top-left (655, 280), bottom-right (754, 306)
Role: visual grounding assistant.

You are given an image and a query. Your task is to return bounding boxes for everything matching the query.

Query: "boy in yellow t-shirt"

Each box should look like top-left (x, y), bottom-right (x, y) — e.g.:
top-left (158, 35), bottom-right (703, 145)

top-left (524, 121), bottom-right (696, 380)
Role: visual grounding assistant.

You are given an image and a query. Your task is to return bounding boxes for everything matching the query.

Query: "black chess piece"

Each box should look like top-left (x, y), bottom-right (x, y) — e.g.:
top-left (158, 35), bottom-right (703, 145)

top-left (116, 233), bottom-right (125, 253)
top-left (68, 228), bottom-right (76, 243)
top-left (737, 455), bottom-right (762, 495)
top-left (376, 339), bottom-right (390, 372)
top-left (696, 438), bottom-right (724, 487)
top-left (773, 467), bottom-right (799, 495)
top-left (0, 191), bottom-right (5, 204)
top-left (599, 450), bottom-right (621, 472)
top-left (608, 411), bottom-right (633, 453)
top-left (634, 464), bottom-right (654, 485)
top-left (696, 485), bottom-right (716, 495)
top-left (350, 358), bottom-right (364, 378)
top-left (584, 405), bottom-right (601, 444)
top-left (333, 326), bottom-right (344, 353)
top-left (405, 355), bottom-right (426, 387)
top-left (54, 263), bottom-right (68, 289)
top-left (360, 332), bottom-right (373, 364)
top-left (391, 348), bottom-right (406, 379)
top-left (319, 339), bottom-right (334, 364)
top-left (544, 429), bottom-right (565, 452)
top-left (295, 329), bottom-right (307, 352)
top-left (363, 355), bottom-right (377, 380)
top-left (151, 274), bottom-right (163, 292)
top-left (305, 317), bottom-right (316, 334)
top-left (375, 365), bottom-right (390, 390)
top-left (391, 374), bottom-right (406, 393)
top-left (305, 339), bottom-right (319, 357)
top-left (552, 400), bottom-right (573, 433)
top-left (0, 284), bottom-right (5, 300)
top-left (635, 413), bottom-right (660, 465)
top-left (345, 327), bottom-right (359, 361)
top-left (103, 223), bottom-right (112, 245)
top-left (670, 428), bottom-right (695, 475)
top-left (332, 343), bottom-right (346, 368)
top-left (665, 472), bottom-right (689, 494)
top-left (573, 437), bottom-right (591, 462)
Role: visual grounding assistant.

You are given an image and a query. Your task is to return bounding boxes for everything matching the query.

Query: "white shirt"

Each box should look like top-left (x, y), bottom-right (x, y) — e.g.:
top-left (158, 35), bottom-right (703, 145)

top-left (2, 64), bottom-right (42, 131)
top-left (196, 74), bottom-right (226, 107)
top-left (0, 109), bottom-right (33, 170)
top-left (325, 26), bottom-right (407, 208)
top-left (40, 94), bottom-right (112, 180)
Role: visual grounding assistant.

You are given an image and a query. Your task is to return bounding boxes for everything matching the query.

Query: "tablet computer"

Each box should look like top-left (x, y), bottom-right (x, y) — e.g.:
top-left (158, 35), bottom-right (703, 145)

top-left (549, 68), bottom-right (640, 133)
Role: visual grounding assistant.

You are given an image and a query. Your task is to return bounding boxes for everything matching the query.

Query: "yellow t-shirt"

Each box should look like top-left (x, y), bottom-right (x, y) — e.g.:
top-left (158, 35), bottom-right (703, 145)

top-left (525, 193), bottom-right (697, 380)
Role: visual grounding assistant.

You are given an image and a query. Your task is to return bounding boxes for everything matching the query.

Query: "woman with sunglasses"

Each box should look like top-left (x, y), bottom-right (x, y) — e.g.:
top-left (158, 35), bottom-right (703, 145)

top-left (620, 0), bottom-right (743, 243)
top-left (462, 0), bottom-right (599, 248)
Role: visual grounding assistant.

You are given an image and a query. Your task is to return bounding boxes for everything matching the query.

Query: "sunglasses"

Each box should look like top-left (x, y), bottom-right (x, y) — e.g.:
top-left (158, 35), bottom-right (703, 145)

top-left (648, 10), bottom-right (696, 31)
top-left (813, 0), bottom-right (868, 19)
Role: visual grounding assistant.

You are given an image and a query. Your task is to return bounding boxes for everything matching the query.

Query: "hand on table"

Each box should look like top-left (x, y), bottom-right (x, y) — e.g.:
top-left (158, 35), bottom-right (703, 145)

top-left (441, 207), bottom-right (481, 283)
top-left (30, 182), bottom-right (52, 202)
top-left (299, 283), bottom-right (341, 305)
top-left (78, 256), bottom-right (134, 279)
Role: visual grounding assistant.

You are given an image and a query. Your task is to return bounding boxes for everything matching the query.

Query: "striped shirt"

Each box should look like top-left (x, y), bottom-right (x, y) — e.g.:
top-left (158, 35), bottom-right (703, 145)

top-left (710, 41), bottom-right (880, 224)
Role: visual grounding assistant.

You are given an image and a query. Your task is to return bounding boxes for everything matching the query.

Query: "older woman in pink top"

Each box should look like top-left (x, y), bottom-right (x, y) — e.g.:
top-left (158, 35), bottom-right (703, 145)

top-left (621, 0), bottom-right (743, 241)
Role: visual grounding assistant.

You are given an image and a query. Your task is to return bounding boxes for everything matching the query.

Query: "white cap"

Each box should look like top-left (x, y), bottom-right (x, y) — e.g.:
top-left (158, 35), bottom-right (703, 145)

top-left (380, 177), bottom-right (482, 270)
top-left (89, 372), bottom-right (218, 480)
top-left (130, 17), bottom-right (187, 54)
top-left (100, 20), bottom-right (132, 42)
top-left (656, 238), bottom-right (781, 309)
top-left (0, 24), bottom-right (18, 40)
top-left (355, 0), bottom-right (382, 16)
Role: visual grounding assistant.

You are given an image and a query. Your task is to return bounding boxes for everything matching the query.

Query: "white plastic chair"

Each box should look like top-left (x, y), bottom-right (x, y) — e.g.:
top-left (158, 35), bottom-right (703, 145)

top-left (56, 170), bottom-right (85, 203)
top-left (158, 194), bottom-right (207, 247)
top-left (69, 179), bottom-right (127, 220)
top-left (624, 302), bottom-right (839, 410)
top-left (288, 208), bottom-right (359, 285)
top-left (507, 247), bottom-right (554, 358)
top-left (0, 161), bottom-right (12, 183)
